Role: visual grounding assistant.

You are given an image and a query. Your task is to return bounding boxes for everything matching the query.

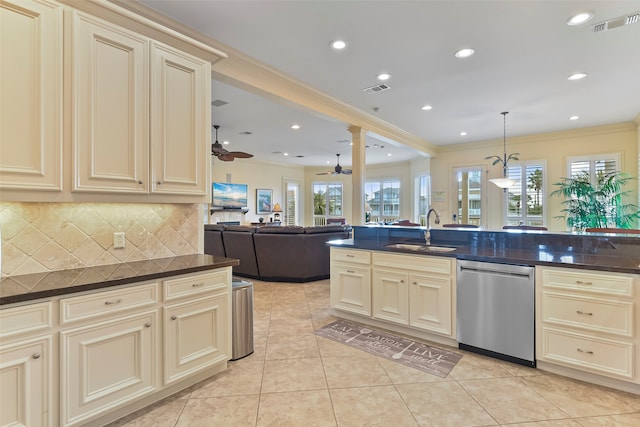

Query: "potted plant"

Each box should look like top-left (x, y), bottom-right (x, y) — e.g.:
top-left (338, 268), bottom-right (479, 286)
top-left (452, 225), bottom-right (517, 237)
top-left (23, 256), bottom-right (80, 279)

top-left (551, 171), bottom-right (640, 231)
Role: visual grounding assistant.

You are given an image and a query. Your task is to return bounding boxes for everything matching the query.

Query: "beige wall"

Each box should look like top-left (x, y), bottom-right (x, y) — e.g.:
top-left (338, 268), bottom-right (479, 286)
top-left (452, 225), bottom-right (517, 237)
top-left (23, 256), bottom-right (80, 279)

top-left (0, 203), bottom-right (201, 277)
top-left (431, 122), bottom-right (638, 231)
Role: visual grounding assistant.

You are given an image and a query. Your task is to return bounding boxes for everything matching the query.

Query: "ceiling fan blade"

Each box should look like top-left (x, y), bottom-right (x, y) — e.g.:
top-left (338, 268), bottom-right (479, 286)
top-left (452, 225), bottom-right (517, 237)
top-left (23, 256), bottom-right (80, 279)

top-left (316, 171), bottom-right (334, 175)
top-left (228, 151), bottom-right (253, 159)
top-left (217, 154), bottom-right (235, 161)
top-left (342, 169), bottom-right (352, 175)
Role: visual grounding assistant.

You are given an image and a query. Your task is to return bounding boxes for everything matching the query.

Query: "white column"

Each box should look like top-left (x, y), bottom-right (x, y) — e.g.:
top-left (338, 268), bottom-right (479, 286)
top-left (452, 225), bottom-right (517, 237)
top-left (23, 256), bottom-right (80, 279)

top-left (349, 126), bottom-right (366, 225)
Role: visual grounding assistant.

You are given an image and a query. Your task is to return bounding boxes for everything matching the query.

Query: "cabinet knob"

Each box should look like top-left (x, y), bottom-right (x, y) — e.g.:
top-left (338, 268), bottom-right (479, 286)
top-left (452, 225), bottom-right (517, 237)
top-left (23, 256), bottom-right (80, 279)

top-left (145, 322), bottom-right (151, 328)
top-left (413, 281), bottom-right (417, 285)
top-left (138, 180), bottom-right (143, 184)
top-left (157, 181), bottom-right (162, 185)
top-left (171, 315), bottom-right (177, 320)
top-left (32, 353), bottom-right (41, 359)
top-left (400, 280), bottom-right (404, 283)
top-left (104, 299), bottom-right (123, 305)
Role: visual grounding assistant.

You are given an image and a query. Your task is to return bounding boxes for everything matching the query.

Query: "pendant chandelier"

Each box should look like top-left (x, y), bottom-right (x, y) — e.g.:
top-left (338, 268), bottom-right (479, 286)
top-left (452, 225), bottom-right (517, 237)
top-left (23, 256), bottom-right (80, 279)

top-left (486, 111), bottom-right (519, 189)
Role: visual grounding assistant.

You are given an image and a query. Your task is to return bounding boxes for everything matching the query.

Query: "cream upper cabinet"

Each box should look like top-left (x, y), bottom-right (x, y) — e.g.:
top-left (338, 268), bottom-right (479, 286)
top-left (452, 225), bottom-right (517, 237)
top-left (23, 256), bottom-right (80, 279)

top-left (71, 12), bottom-right (211, 197)
top-left (71, 10), bottom-right (149, 193)
top-left (150, 42), bottom-right (210, 196)
top-left (0, 0), bottom-right (63, 192)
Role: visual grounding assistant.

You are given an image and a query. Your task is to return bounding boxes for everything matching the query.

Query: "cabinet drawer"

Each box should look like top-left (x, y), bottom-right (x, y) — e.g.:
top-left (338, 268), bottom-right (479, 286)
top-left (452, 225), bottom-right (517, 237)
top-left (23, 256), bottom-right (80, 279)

top-left (331, 248), bottom-right (370, 265)
top-left (541, 327), bottom-right (633, 379)
top-left (163, 270), bottom-right (229, 301)
top-left (541, 268), bottom-right (633, 297)
top-left (0, 301), bottom-right (52, 339)
top-left (60, 283), bottom-right (158, 325)
top-left (542, 292), bottom-right (633, 337)
top-left (372, 252), bottom-right (452, 274)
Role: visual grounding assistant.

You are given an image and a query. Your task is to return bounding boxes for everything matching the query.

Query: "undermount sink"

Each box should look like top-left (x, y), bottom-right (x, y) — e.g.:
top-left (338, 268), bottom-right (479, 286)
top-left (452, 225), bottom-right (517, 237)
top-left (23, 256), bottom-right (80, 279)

top-left (384, 243), bottom-right (457, 253)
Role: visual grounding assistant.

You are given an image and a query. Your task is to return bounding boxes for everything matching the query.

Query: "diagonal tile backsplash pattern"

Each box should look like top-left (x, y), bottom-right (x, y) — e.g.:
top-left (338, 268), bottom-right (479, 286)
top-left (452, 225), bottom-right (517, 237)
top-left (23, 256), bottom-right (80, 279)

top-left (0, 203), bottom-right (200, 277)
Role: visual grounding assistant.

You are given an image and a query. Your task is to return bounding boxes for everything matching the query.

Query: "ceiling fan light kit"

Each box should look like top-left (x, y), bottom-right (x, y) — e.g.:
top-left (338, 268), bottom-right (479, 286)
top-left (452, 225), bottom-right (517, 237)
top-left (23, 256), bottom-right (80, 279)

top-left (316, 154), bottom-right (352, 175)
top-left (486, 112), bottom-right (518, 190)
top-left (211, 125), bottom-right (254, 161)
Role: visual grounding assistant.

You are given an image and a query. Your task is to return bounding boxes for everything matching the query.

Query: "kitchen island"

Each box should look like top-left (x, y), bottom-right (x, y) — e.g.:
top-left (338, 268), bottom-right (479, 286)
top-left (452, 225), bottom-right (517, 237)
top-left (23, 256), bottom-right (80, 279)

top-left (0, 254), bottom-right (238, 427)
top-left (328, 225), bottom-right (640, 395)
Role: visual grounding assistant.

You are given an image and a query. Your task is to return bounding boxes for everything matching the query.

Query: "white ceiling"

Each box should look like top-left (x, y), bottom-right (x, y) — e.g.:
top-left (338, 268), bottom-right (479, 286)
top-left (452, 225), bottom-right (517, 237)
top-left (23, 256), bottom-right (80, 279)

top-left (139, 0), bottom-right (640, 167)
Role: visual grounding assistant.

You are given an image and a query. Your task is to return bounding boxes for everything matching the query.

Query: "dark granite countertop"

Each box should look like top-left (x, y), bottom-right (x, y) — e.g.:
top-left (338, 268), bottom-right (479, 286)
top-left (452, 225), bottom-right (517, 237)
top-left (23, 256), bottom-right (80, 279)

top-left (329, 238), bottom-right (640, 274)
top-left (0, 254), bottom-right (239, 306)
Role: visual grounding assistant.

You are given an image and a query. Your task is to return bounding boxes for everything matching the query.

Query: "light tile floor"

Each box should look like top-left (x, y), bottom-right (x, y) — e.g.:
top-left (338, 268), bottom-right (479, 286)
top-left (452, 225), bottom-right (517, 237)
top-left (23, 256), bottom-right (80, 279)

top-left (109, 279), bottom-right (640, 427)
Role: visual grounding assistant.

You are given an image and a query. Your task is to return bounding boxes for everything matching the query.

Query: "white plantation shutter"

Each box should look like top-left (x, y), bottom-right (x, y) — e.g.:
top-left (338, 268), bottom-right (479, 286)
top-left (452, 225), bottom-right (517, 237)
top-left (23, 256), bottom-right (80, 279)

top-left (505, 163), bottom-right (545, 226)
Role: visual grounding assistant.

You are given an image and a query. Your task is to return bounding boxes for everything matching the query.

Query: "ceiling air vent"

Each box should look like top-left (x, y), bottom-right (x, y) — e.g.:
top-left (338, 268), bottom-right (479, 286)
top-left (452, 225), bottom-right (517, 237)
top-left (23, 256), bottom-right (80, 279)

top-left (363, 83), bottom-right (390, 94)
top-left (591, 11), bottom-right (640, 32)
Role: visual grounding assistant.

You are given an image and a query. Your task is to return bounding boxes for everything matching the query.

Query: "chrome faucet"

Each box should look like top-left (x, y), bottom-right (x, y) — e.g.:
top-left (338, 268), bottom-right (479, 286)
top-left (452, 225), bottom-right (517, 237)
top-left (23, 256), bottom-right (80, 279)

top-left (424, 208), bottom-right (440, 245)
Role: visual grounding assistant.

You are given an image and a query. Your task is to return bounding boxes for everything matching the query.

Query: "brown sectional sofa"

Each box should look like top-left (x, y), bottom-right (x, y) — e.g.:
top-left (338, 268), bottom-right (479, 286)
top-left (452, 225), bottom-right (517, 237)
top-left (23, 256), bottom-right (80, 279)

top-left (204, 224), bottom-right (350, 282)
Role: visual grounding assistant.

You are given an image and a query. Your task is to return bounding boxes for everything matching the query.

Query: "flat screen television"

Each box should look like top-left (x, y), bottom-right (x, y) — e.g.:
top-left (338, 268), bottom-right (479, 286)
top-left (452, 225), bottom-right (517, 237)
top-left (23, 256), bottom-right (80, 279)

top-left (212, 182), bottom-right (248, 209)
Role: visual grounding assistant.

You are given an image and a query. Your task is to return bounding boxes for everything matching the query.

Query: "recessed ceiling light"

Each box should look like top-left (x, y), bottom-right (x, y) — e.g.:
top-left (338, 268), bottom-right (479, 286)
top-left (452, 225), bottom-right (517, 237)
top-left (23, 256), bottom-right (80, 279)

top-left (387, 153), bottom-right (392, 157)
top-left (376, 73), bottom-right (391, 81)
top-left (349, 142), bottom-right (353, 146)
top-left (222, 140), bottom-right (230, 145)
top-left (283, 153), bottom-right (289, 156)
top-left (460, 132), bottom-right (467, 136)
top-left (455, 48), bottom-right (475, 58)
top-left (567, 11), bottom-right (594, 26)
top-left (291, 124), bottom-right (300, 130)
top-left (421, 105), bottom-right (433, 111)
top-left (326, 161), bottom-right (331, 164)
top-left (568, 72), bottom-right (587, 80)
top-left (331, 40), bottom-right (347, 50)
top-left (570, 115), bottom-right (580, 120)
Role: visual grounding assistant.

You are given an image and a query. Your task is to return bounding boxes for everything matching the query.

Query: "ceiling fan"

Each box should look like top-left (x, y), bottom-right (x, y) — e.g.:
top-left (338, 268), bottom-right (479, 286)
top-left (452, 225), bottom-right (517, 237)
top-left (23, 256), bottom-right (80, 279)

top-left (316, 154), bottom-right (352, 175)
top-left (211, 125), bottom-right (254, 161)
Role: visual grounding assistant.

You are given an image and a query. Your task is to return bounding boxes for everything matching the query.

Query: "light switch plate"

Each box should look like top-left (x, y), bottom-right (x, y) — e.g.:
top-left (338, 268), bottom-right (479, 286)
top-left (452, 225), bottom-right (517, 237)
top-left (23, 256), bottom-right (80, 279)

top-left (113, 232), bottom-right (125, 249)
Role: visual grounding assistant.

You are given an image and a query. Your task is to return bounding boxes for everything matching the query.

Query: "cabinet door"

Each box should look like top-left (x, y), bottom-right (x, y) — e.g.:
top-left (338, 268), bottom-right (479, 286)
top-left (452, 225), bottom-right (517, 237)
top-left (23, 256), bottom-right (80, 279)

top-left (150, 42), bottom-right (209, 197)
top-left (71, 11), bottom-right (149, 193)
top-left (0, 336), bottom-right (51, 427)
top-left (330, 264), bottom-right (371, 316)
top-left (372, 268), bottom-right (409, 325)
top-left (409, 273), bottom-right (452, 336)
top-left (164, 293), bottom-right (229, 385)
top-left (61, 311), bottom-right (157, 426)
top-left (0, 0), bottom-right (62, 193)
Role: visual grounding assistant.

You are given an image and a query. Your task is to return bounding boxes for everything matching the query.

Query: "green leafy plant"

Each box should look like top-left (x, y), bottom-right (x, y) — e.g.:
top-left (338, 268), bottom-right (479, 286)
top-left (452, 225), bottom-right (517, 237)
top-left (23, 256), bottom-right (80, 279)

top-left (551, 171), bottom-right (640, 230)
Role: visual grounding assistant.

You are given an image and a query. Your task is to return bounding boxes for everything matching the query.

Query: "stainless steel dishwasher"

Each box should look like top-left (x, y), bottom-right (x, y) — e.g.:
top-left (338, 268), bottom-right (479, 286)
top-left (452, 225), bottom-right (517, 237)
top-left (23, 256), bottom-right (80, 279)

top-left (456, 260), bottom-right (535, 367)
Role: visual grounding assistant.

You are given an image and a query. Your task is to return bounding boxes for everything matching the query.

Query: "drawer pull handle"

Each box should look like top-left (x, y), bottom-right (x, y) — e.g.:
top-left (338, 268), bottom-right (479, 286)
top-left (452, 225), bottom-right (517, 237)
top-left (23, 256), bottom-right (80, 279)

top-left (346, 254), bottom-right (355, 258)
top-left (171, 315), bottom-right (177, 320)
top-left (32, 353), bottom-right (41, 360)
top-left (192, 283), bottom-right (204, 288)
top-left (576, 310), bottom-right (593, 316)
top-left (577, 348), bottom-right (594, 355)
top-left (576, 280), bottom-right (593, 286)
top-left (104, 299), bottom-right (123, 305)
top-left (347, 270), bottom-right (356, 274)
top-left (145, 322), bottom-right (151, 328)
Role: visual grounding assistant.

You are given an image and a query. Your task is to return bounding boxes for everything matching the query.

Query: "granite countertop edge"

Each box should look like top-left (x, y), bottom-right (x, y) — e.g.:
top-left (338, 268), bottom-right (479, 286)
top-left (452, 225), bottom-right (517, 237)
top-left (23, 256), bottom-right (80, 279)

top-left (0, 254), bottom-right (239, 306)
top-left (328, 239), bottom-right (640, 275)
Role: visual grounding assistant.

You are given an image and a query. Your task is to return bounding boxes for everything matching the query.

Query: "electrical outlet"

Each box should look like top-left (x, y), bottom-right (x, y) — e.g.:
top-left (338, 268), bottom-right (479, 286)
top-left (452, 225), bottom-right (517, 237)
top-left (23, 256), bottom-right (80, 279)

top-left (113, 232), bottom-right (125, 249)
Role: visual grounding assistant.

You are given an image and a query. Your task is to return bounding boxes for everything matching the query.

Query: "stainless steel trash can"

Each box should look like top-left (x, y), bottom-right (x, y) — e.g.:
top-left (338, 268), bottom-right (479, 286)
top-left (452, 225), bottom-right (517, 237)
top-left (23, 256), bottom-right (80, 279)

top-left (231, 280), bottom-right (254, 360)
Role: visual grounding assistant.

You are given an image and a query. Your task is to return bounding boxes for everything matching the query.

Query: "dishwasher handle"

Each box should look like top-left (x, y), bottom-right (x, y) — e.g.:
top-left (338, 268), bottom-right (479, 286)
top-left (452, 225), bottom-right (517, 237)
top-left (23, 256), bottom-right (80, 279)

top-left (459, 265), bottom-right (533, 279)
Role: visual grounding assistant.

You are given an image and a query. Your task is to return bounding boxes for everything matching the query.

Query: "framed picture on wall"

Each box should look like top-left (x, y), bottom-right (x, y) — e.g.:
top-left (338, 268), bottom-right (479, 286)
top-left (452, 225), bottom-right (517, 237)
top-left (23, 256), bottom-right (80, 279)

top-left (256, 189), bottom-right (273, 214)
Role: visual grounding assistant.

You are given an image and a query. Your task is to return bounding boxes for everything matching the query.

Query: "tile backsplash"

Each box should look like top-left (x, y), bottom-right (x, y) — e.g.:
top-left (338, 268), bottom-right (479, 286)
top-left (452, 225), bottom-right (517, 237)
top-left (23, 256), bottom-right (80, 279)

top-left (0, 203), bottom-right (200, 277)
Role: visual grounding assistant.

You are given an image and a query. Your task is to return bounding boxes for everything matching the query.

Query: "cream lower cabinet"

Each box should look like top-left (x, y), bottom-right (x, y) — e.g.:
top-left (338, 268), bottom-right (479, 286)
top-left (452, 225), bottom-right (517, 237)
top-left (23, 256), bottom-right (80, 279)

top-left (536, 266), bottom-right (639, 386)
top-left (60, 311), bottom-right (157, 427)
top-left (0, 301), bottom-right (53, 427)
top-left (0, 0), bottom-right (63, 193)
top-left (372, 252), bottom-right (454, 337)
top-left (330, 248), bottom-right (372, 316)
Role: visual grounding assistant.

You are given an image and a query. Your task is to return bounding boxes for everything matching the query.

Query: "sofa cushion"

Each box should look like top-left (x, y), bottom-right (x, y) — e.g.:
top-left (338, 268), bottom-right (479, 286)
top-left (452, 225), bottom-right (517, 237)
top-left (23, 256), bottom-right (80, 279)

top-left (304, 225), bottom-right (346, 234)
top-left (225, 225), bottom-right (256, 232)
top-left (204, 224), bottom-right (226, 231)
top-left (255, 226), bottom-right (305, 234)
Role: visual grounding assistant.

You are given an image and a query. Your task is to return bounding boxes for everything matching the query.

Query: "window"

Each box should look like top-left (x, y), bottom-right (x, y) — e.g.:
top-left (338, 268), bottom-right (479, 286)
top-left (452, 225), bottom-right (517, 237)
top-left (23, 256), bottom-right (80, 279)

top-left (568, 155), bottom-right (618, 181)
top-left (505, 162), bottom-right (545, 226)
top-left (415, 175), bottom-right (430, 225)
top-left (365, 179), bottom-right (400, 222)
top-left (313, 182), bottom-right (342, 225)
